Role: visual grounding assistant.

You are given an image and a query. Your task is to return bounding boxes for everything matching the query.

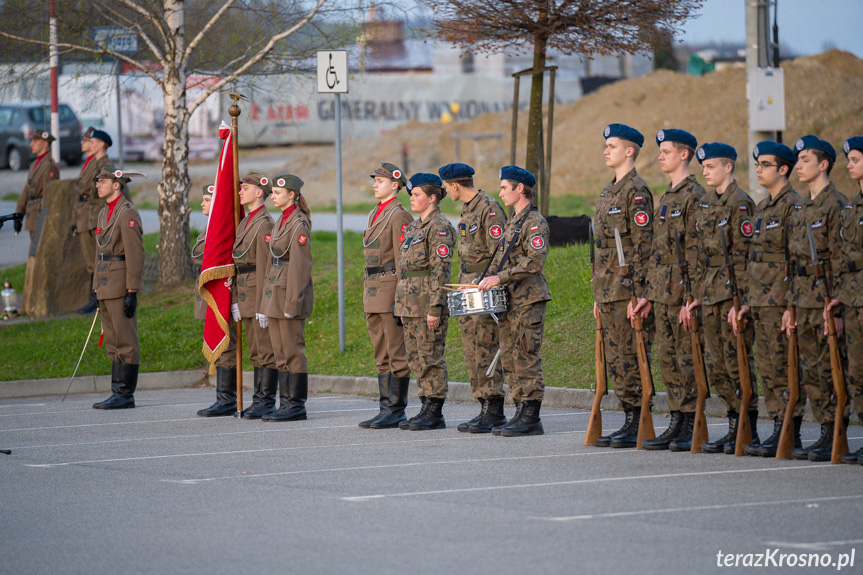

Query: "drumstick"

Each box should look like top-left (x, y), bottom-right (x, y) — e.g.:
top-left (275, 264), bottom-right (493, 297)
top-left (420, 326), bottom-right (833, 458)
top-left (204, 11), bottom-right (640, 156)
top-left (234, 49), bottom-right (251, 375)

top-left (445, 283), bottom-right (476, 288)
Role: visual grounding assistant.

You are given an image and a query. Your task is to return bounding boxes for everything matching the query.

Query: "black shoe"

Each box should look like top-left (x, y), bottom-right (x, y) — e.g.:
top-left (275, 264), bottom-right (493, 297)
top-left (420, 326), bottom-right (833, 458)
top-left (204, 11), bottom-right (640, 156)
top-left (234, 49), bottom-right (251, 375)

top-left (242, 367), bottom-right (278, 419)
top-left (94, 362), bottom-right (138, 410)
top-left (458, 398), bottom-right (486, 432)
top-left (360, 373), bottom-right (391, 428)
top-left (610, 406), bottom-right (641, 448)
top-left (793, 422), bottom-right (832, 460)
top-left (409, 398), bottom-right (445, 430)
top-left (642, 411), bottom-right (684, 451)
top-left (747, 419), bottom-right (782, 457)
top-left (493, 402), bottom-right (521, 436)
top-left (264, 372), bottom-right (307, 421)
top-left (500, 400), bottom-right (543, 436)
top-left (808, 420), bottom-right (841, 462)
top-left (77, 284), bottom-right (98, 315)
top-left (725, 410), bottom-right (760, 454)
top-left (841, 446), bottom-right (863, 464)
top-left (371, 375), bottom-right (410, 429)
top-left (401, 395), bottom-right (426, 430)
top-left (197, 366), bottom-right (238, 417)
top-left (669, 412), bottom-right (695, 452)
top-left (469, 396), bottom-right (507, 434)
top-left (93, 361), bottom-right (122, 409)
top-left (596, 408), bottom-right (634, 447)
top-left (703, 411), bottom-right (737, 453)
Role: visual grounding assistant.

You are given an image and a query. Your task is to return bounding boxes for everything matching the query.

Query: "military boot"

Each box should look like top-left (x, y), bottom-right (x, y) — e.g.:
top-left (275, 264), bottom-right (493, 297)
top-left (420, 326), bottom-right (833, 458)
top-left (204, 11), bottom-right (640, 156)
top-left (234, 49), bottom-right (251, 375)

top-left (458, 398), bottom-right (486, 432)
top-left (93, 361), bottom-right (122, 409)
top-left (596, 408), bottom-right (634, 447)
top-left (610, 406), bottom-right (642, 448)
top-left (500, 400), bottom-right (543, 437)
top-left (702, 411), bottom-right (738, 453)
top-left (197, 366), bottom-right (238, 417)
top-left (94, 363), bottom-right (138, 410)
top-left (841, 445), bottom-right (863, 464)
top-left (264, 372), bottom-right (308, 421)
top-left (359, 373), bottom-right (391, 428)
top-left (668, 412), bottom-right (695, 452)
top-left (808, 421), bottom-right (841, 462)
top-left (409, 398), bottom-right (445, 430)
top-left (792, 422), bottom-right (831, 460)
top-left (725, 410), bottom-right (760, 454)
top-left (400, 395), bottom-right (426, 430)
top-left (371, 375), bottom-right (410, 429)
top-left (493, 402), bottom-right (521, 436)
top-left (747, 419), bottom-right (782, 457)
top-left (469, 396), bottom-right (507, 434)
top-left (242, 367), bottom-right (278, 419)
top-left (642, 411), bottom-right (684, 450)
top-left (77, 278), bottom-right (98, 315)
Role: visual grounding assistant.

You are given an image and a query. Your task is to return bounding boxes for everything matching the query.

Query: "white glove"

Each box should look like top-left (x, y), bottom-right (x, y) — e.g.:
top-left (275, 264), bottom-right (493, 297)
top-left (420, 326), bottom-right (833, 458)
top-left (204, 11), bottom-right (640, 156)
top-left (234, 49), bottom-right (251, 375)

top-left (256, 313), bottom-right (269, 328)
top-left (231, 303), bottom-right (241, 322)
top-left (284, 313), bottom-right (295, 319)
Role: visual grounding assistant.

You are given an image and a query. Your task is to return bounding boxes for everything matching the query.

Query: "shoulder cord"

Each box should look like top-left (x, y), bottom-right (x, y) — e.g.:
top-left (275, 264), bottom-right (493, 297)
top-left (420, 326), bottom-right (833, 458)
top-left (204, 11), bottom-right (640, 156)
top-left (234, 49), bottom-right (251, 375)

top-left (363, 206), bottom-right (397, 247)
top-left (95, 202), bottom-right (128, 249)
top-left (269, 217), bottom-right (304, 259)
top-left (233, 217), bottom-right (267, 259)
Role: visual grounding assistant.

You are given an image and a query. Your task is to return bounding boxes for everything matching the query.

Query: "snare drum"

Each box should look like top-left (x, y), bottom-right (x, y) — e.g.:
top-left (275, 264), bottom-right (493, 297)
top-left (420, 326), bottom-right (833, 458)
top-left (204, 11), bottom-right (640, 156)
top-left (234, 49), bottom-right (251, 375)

top-left (446, 287), bottom-right (508, 317)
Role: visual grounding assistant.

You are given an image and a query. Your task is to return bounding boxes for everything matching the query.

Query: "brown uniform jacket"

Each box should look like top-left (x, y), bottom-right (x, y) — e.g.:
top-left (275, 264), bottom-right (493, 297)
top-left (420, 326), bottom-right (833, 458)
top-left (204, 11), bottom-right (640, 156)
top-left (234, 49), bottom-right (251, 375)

top-left (742, 183), bottom-right (802, 308)
top-left (693, 180), bottom-right (755, 305)
top-left (261, 209), bottom-right (314, 319)
top-left (457, 190), bottom-right (507, 284)
top-left (394, 208), bottom-right (455, 318)
top-left (836, 189), bottom-right (863, 307)
top-left (15, 153), bottom-right (59, 232)
top-left (592, 169), bottom-right (654, 302)
top-left (492, 205), bottom-right (551, 307)
top-left (192, 230), bottom-right (207, 320)
top-left (363, 199), bottom-right (413, 314)
top-left (643, 175), bottom-right (704, 305)
top-left (92, 197), bottom-right (144, 299)
top-left (233, 206), bottom-right (274, 318)
top-left (74, 154), bottom-right (111, 232)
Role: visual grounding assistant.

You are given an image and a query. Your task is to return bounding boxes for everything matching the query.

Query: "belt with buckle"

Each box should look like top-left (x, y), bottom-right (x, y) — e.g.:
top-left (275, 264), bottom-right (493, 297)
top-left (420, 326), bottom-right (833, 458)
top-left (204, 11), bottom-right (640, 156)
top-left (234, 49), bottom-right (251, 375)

top-left (98, 253), bottom-right (125, 262)
top-left (236, 264), bottom-right (256, 274)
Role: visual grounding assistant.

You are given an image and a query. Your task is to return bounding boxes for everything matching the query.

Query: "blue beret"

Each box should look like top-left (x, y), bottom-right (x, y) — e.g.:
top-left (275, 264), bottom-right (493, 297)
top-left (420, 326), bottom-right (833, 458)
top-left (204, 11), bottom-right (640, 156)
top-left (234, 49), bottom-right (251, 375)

top-left (406, 172), bottom-right (442, 195)
top-left (499, 165), bottom-right (536, 188)
top-left (696, 142), bottom-right (737, 164)
top-left (656, 129), bottom-right (697, 150)
top-left (438, 162), bottom-right (475, 181)
top-left (794, 135), bottom-right (835, 161)
top-left (752, 141), bottom-right (795, 164)
top-left (603, 123), bottom-right (644, 147)
top-left (90, 129), bottom-right (113, 147)
top-left (843, 137), bottom-right (863, 157)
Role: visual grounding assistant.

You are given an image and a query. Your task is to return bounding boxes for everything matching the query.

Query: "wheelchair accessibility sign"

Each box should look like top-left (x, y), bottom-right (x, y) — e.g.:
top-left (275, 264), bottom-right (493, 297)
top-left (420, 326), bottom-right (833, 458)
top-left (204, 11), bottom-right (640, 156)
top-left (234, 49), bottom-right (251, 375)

top-left (317, 51), bottom-right (348, 94)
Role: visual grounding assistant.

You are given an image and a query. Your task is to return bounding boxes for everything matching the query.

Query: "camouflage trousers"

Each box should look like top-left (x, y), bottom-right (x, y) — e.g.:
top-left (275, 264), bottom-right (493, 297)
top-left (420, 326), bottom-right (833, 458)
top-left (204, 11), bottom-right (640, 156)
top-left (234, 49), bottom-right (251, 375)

top-left (654, 302), bottom-right (697, 413)
top-left (365, 312), bottom-right (410, 377)
top-left (750, 306), bottom-right (805, 420)
top-left (701, 300), bottom-right (757, 414)
top-left (499, 301), bottom-right (546, 403)
top-left (458, 314), bottom-right (504, 399)
top-left (597, 300), bottom-right (653, 410)
top-left (241, 317), bottom-right (276, 369)
top-left (796, 307), bottom-right (843, 424)
top-left (402, 315), bottom-right (449, 399)
top-left (843, 306), bottom-right (863, 419)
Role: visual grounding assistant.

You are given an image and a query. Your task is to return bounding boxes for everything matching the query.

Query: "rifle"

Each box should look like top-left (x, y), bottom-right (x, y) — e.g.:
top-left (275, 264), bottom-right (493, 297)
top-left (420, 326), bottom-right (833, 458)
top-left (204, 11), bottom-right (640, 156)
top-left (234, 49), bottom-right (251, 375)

top-left (0, 212), bottom-right (23, 231)
top-left (776, 224), bottom-right (799, 459)
top-left (674, 231), bottom-right (710, 453)
top-left (719, 226), bottom-right (754, 456)
top-left (807, 224), bottom-right (849, 463)
top-left (585, 220), bottom-right (608, 446)
top-left (614, 227), bottom-right (654, 448)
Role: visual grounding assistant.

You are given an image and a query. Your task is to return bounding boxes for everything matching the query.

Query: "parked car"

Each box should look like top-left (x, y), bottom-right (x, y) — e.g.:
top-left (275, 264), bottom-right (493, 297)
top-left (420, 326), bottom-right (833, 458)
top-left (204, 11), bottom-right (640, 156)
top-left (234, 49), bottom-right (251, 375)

top-left (0, 102), bottom-right (84, 170)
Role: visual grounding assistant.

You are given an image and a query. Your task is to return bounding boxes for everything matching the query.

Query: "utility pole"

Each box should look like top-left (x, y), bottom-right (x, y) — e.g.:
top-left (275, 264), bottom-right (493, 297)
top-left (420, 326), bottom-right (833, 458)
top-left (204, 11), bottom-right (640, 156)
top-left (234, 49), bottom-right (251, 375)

top-left (746, 0), bottom-right (773, 204)
top-left (49, 0), bottom-right (60, 164)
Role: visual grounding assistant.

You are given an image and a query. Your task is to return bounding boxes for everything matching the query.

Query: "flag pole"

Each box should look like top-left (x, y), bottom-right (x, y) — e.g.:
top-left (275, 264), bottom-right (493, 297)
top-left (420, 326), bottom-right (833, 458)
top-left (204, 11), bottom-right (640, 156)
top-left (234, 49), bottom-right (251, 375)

top-left (228, 93), bottom-right (244, 416)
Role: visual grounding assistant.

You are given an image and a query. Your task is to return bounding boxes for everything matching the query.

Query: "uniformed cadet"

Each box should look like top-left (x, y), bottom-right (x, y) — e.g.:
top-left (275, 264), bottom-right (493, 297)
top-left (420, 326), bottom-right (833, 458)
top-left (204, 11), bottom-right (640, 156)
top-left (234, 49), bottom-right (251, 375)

top-left (360, 163), bottom-right (413, 430)
top-left (478, 165), bottom-right (551, 437)
top-left (827, 136), bottom-right (863, 464)
top-left (394, 173), bottom-right (455, 430)
top-left (730, 142), bottom-right (806, 456)
top-left (631, 129), bottom-right (704, 451)
top-left (232, 171), bottom-right (279, 419)
top-left (781, 136), bottom-right (847, 461)
top-left (261, 173), bottom-right (314, 422)
top-left (193, 184), bottom-right (239, 417)
top-left (439, 162), bottom-right (508, 433)
top-left (13, 131), bottom-right (59, 242)
top-left (76, 129), bottom-right (113, 315)
top-left (684, 143), bottom-right (759, 453)
top-left (592, 124), bottom-right (655, 448)
top-left (91, 167), bottom-right (145, 410)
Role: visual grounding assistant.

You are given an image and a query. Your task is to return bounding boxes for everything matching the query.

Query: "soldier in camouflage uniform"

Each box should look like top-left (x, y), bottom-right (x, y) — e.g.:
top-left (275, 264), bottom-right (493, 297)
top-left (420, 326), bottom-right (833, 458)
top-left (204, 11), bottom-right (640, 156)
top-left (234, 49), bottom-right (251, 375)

top-left (632, 129), bottom-right (704, 451)
top-left (439, 162), bottom-right (508, 433)
top-left (394, 173), bottom-right (455, 430)
top-left (592, 124), bottom-right (655, 448)
top-left (730, 142), bottom-right (806, 456)
top-left (782, 136), bottom-right (847, 461)
top-left (14, 131), bottom-right (58, 243)
top-left (478, 165), bottom-right (551, 437)
top-left (684, 142), bottom-right (759, 454)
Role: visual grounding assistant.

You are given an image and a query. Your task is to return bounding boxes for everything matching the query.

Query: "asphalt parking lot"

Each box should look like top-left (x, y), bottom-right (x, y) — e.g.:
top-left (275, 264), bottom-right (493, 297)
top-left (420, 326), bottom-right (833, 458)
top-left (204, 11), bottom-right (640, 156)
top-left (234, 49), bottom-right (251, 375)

top-left (1, 388), bottom-right (861, 575)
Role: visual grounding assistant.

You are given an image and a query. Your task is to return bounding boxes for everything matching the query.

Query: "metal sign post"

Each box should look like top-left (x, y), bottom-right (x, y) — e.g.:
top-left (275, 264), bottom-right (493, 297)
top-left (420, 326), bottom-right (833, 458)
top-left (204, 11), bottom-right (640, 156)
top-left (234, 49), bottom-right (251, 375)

top-left (317, 50), bottom-right (348, 352)
top-left (92, 27), bottom-right (138, 166)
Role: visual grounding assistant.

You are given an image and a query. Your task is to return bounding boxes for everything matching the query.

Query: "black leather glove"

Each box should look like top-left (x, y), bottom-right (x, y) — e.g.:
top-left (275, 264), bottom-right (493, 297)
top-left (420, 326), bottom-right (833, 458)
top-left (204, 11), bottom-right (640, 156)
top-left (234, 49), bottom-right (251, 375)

top-left (13, 219), bottom-right (22, 234)
top-left (123, 291), bottom-right (138, 318)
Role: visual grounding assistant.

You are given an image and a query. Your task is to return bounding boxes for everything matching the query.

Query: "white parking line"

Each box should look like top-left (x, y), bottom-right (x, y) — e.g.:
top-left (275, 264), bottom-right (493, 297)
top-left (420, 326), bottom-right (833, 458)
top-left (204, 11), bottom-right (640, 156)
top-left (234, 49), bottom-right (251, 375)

top-left (762, 538), bottom-right (863, 551)
top-left (0, 403), bottom-right (46, 409)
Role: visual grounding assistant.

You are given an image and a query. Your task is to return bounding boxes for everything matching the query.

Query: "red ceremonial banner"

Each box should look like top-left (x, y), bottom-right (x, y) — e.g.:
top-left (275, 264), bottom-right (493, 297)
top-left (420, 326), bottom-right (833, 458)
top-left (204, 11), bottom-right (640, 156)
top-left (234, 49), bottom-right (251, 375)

top-left (199, 121), bottom-right (242, 363)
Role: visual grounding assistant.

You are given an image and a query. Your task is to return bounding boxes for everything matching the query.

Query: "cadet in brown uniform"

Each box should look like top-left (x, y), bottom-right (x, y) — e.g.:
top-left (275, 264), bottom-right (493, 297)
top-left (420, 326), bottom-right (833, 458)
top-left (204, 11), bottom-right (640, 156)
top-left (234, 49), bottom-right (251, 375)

top-left (232, 172), bottom-right (278, 419)
top-left (730, 142), bottom-right (805, 456)
top-left (439, 162), bottom-right (508, 433)
top-left (684, 143), bottom-right (759, 454)
top-left (76, 129), bottom-right (113, 315)
top-left (14, 131), bottom-right (59, 242)
top-left (360, 163), bottom-right (414, 429)
top-left (261, 173), bottom-right (314, 422)
top-left (478, 165), bottom-right (551, 437)
top-left (91, 167), bottom-right (145, 410)
top-left (193, 184), bottom-right (238, 417)
top-left (394, 173), bottom-right (455, 430)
